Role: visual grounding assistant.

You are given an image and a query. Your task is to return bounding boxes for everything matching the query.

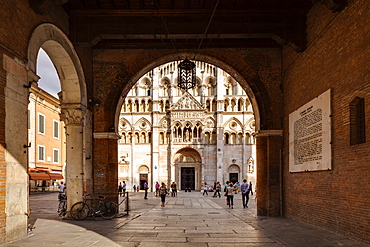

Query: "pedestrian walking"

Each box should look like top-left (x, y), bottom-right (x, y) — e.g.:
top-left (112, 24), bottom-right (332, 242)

top-left (118, 182), bottom-right (123, 197)
top-left (143, 181), bottom-right (149, 199)
top-left (213, 182), bottom-right (221, 198)
top-left (155, 181), bottom-right (160, 197)
top-left (240, 179), bottom-right (250, 208)
top-left (133, 185), bottom-right (136, 192)
top-left (203, 183), bottom-right (208, 196)
top-left (249, 181), bottom-right (253, 195)
top-left (122, 181), bottom-right (126, 196)
top-left (225, 182), bottom-right (234, 209)
top-left (159, 182), bottom-right (168, 207)
top-left (224, 181), bottom-right (230, 205)
top-left (171, 182), bottom-right (177, 197)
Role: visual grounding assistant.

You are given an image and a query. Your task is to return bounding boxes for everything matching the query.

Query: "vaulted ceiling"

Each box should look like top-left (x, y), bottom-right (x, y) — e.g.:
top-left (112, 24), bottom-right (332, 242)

top-left (34, 0), bottom-right (317, 51)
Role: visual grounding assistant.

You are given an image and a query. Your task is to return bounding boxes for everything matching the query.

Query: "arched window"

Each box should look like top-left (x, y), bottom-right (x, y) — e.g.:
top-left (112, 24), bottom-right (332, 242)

top-left (212, 100), bottom-right (217, 112)
top-left (238, 133), bottom-right (243, 144)
top-left (166, 132), bottom-right (171, 144)
top-left (224, 133), bottom-right (230, 144)
top-left (159, 132), bottom-right (164, 144)
top-left (224, 99), bottom-right (229, 112)
top-left (121, 133), bottom-right (126, 144)
top-left (238, 99), bottom-right (243, 111)
top-left (127, 133), bottom-right (132, 143)
top-left (148, 132), bottom-right (152, 143)
top-left (211, 131), bottom-right (217, 144)
top-left (128, 100), bottom-right (132, 112)
top-left (135, 100), bottom-right (139, 112)
top-left (147, 100), bottom-right (152, 111)
top-left (231, 99), bottom-right (236, 112)
top-left (135, 132), bottom-right (140, 143)
top-left (230, 133), bottom-right (236, 144)
top-left (140, 132), bottom-right (146, 143)
top-left (245, 133), bottom-right (251, 144)
top-left (140, 100), bottom-right (145, 112)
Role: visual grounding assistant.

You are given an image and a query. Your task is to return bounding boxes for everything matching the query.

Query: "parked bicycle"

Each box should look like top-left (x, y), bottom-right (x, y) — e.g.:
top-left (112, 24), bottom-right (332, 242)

top-left (57, 194), bottom-right (67, 217)
top-left (70, 194), bottom-right (118, 220)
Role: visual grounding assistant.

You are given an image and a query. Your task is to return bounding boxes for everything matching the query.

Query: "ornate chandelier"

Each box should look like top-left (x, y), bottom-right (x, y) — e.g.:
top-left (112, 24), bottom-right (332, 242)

top-left (178, 59), bottom-right (196, 90)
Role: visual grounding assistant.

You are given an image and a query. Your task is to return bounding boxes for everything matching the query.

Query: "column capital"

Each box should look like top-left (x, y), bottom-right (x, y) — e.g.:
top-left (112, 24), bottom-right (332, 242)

top-left (94, 132), bottom-right (121, 140)
top-left (255, 130), bottom-right (283, 137)
top-left (60, 104), bottom-right (86, 126)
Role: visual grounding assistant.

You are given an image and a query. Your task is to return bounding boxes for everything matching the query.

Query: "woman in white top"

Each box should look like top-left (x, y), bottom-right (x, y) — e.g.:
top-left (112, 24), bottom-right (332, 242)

top-left (203, 183), bottom-right (208, 196)
top-left (226, 182), bottom-right (234, 209)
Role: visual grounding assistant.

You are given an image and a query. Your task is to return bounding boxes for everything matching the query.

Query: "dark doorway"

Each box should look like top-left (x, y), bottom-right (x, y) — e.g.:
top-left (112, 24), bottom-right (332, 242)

top-left (140, 174), bottom-right (148, 190)
top-left (181, 167), bottom-right (195, 190)
top-left (229, 173), bottom-right (238, 184)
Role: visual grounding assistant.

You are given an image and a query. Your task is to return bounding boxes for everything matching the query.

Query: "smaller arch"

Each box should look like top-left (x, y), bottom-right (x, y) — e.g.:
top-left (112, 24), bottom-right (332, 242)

top-left (138, 165), bottom-right (150, 174)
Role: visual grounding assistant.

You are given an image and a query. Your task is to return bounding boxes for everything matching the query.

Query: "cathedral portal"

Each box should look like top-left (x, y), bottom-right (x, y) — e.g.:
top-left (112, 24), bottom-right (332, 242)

top-left (173, 148), bottom-right (202, 190)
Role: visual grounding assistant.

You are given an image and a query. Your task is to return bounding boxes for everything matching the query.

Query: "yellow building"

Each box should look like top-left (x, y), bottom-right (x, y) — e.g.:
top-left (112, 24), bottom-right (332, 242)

top-left (28, 83), bottom-right (66, 192)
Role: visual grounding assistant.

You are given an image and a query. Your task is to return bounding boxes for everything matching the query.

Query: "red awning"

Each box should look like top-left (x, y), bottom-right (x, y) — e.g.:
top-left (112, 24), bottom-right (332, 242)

top-left (48, 173), bottom-right (64, 180)
top-left (29, 172), bottom-right (51, 181)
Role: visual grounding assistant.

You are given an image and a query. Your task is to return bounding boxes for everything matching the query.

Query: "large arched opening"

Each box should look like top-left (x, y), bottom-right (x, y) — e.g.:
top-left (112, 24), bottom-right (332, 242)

top-left (98, 51), bottom-right (282, 216)
top-left (27, 23), bottom-right (90, 210)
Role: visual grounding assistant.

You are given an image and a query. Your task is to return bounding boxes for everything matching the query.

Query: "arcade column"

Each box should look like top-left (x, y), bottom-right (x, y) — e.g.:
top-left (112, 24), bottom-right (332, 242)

top-left (60, 105), bottom-right (86, 209)
top-left (255, 130), bottom-right (283, 216)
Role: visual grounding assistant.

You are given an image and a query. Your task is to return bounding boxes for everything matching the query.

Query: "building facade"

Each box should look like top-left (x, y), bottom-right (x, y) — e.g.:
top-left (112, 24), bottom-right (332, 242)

top-left (118, 61), bottom-right (256, 191)
top-left (28, 83), bottom-right (65, 192)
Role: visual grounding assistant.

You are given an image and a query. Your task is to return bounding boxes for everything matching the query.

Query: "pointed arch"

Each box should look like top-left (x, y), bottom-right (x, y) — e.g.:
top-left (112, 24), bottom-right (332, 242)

top-left (134, 117), bottom-right (151, 131)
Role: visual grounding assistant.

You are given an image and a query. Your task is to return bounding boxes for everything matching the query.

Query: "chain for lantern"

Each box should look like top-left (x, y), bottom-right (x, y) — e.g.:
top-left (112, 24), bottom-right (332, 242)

top-left (177, 58), bottom-right (196, 91)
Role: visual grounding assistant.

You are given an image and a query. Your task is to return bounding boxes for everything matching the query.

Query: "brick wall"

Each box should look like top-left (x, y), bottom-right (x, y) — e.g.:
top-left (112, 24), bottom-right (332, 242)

top-left (0, 1), bottom-right (69, 243)
top-left (0, 48), bottom-right (7, 244)
top-left (282, 1), bottom-right (370, 243)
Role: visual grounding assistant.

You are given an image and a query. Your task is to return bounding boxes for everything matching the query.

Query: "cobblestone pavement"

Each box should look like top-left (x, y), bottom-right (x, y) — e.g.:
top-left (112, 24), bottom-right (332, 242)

top-left (1, 191), bottom-right (368, 247)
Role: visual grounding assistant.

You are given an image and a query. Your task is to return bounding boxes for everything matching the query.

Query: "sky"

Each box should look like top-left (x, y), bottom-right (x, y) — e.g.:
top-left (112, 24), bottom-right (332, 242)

top-left (36, 49), bottom-right (61, 98)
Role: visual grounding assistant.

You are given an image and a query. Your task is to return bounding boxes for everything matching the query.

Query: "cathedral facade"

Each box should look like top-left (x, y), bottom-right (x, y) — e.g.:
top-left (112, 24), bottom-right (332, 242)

top-left (118, 61), bottom-right (256, 190)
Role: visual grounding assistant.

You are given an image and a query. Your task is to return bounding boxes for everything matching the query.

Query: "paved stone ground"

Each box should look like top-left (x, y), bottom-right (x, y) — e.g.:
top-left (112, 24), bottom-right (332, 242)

top-left (1, 191), bottom-right (368, 247)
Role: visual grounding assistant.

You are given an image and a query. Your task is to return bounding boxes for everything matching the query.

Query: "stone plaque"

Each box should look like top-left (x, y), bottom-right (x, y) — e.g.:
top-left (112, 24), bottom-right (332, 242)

top-left (289, 89), bottom-right (331, 172)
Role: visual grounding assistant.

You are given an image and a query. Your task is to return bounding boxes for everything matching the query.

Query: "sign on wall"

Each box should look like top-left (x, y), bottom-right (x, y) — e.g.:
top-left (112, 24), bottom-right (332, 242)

top-left (289, 89), bottom-right (331, 172)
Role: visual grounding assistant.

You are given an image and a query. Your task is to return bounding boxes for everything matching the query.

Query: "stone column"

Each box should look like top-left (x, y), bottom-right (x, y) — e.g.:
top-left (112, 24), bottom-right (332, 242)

top-left (255, 130), bottom-right (282, 217)
top-left (60, 105), bottom-right (86, 209)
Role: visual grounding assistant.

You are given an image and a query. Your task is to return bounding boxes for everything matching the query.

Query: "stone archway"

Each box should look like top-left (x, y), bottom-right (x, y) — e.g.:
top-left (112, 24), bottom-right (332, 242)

top-left (27, 23), bottom-right (90, 209)
top-left (173, 147), bottom-right (202, 190)
top-left (228, 164), bottom-right (241, 184)
top-left (97, 50), bottom-right (283, 216)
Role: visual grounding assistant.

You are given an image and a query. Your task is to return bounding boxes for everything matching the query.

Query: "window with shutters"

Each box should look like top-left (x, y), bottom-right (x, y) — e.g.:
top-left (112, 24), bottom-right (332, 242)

top-left (38, 113), bottom-right (45, 134)
top-left (53, 149), bottom-right (59, 163)
top-left (38, 145), bottom-right (45, 162)
top-left (53, 120), bottom-right (59, 139)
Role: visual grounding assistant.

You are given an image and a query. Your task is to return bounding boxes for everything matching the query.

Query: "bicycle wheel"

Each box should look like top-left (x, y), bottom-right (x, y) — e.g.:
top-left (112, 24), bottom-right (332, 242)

top-left (99, 202), bottom-right (118, 220)
top-left (58, 200), bottom-right (67, 217)
top-left (70, 202), bottom-right (89, 220)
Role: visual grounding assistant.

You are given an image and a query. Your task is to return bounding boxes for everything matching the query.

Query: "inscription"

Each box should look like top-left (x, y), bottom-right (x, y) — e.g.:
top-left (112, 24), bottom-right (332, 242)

top-left (294, 108), bottom-right (323, 165)
top-left (171, 112), bottom-right (205, 119)
top-left (289, 89), bottom-right (331, 172)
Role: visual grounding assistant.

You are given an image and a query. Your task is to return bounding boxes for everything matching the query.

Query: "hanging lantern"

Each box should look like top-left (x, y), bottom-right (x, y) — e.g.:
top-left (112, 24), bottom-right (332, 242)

top-left (178, 59), bottom-right (196, 90)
